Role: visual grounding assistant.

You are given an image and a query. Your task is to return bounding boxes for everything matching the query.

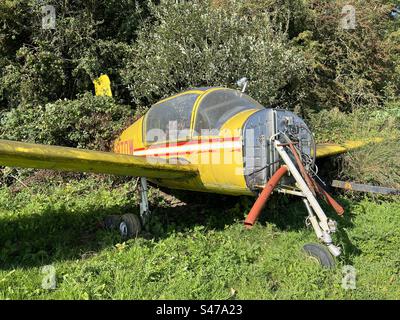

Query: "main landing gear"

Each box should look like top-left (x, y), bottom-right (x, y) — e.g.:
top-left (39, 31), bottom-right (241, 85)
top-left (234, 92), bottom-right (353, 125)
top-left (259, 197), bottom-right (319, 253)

top-left (104, 177), bottom-right (151, 239)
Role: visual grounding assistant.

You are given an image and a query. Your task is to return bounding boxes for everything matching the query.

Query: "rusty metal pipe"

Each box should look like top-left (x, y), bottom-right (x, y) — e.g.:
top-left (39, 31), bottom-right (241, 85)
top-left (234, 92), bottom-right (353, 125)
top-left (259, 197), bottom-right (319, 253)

top-left (288, 143), bottom-right (316, 196)
top-left (244, 166), bottom-right (288, 229)
top-left (314, 180), bottom-right (345, 216)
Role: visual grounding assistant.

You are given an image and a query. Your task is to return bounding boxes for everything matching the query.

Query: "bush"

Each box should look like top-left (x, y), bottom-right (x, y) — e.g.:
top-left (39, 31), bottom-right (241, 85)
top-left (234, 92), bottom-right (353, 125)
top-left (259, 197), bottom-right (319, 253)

top-left (122, 0), bottom-right (307, 108)
top-left (295, 0), bottom-right (398, 112)
top-left (342, 140), bottom-right (400, 189)
top-left (1, 47), bottom-right (66, 108)
top-left (0, 0), bottom-right (150, 108)
top-left (0, 92), bottom-right (132, 151)
top-left (215, 0), bottom-right (310, 39)
top-left (308, 107), bottom-right (399, 144)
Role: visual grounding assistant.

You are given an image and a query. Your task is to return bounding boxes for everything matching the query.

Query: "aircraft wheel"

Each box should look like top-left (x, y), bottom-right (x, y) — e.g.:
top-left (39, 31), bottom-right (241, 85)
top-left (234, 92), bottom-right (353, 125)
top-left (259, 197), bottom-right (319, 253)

top-left (103, 215), bottom-right (121, 230)
top-left (119, 214), bottom-right (142, 239)
top-left (303, 243), bottom-right (336, 269)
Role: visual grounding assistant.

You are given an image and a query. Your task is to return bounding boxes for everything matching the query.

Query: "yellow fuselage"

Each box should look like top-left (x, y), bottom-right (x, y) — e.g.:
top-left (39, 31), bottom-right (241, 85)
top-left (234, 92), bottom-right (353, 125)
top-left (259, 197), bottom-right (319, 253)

top-left (113, 89), bottom-right (260, 195)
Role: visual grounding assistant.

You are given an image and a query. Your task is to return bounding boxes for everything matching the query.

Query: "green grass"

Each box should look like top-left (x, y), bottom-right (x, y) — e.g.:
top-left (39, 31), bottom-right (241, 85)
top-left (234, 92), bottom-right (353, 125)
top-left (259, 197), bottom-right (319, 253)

top-left (1, 177), bottom-right (400, 300)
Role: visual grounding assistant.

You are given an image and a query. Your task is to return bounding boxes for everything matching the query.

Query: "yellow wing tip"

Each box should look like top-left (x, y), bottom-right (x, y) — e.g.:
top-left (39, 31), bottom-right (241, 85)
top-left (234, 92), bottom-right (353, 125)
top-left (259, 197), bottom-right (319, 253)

top-left (316, 137), bottom-right (385, 158)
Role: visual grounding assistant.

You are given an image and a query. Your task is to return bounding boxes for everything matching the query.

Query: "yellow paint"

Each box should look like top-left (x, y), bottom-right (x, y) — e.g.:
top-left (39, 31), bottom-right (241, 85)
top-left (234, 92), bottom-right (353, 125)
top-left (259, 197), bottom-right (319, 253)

top-left (111, 88), bottom-right (259, 195)
top-left (155, 90), bottom-right (205, 105)
top-left (93, 74), bottom-right (112, 97)
top-left (121, 116), bottom-right (256, 196)
top-left (344, 182), bottom-right (353, 190)
top-left (0, 139), bottom-right (197, 179)
top-left (220, 109), bottom-right (257, 135)
top-left (114, 117), bottom-right (145, 154)
top-left (112, 88), bottom-right (253, 195)
top-left (342, 137), bottom-right (384, 150)
top-left (316, 137), bottom-right (385, 158)
top-left (315, 143), bottom-right (348, 158)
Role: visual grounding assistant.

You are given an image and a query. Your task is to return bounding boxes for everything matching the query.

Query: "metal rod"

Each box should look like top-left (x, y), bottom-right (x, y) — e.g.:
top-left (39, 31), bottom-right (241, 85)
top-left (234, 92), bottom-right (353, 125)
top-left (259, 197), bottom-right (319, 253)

top-left (277, 188), bottom-right (305, 197)
top-left (332, 180), bottom-right (400, 195)
top-left (313, 179), bottom-right (345, 216)
top-left (303, 199), bottom-right (323, 239)
top-left (274, 140), bottom-right (330, 232)
top-left (139, 177), bottom-right (151, 223)
top-left (303, 198), bottom-right (341, 257)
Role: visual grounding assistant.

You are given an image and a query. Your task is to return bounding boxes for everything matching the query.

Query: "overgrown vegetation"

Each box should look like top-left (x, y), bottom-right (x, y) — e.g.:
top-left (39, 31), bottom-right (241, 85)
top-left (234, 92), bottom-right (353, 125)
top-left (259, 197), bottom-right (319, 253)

top-left (0, 0), bottom-right (399, 300)
top-left (0, 93), bottom-right (132, 150)
top-left (123, 0), bottom-right (307, 107)
top-left (309, 104), bottom-right (400, 188)
top-left (1, 178), bottom-right (400, 299)
top-left (2, 0), bottom-right (399, 111)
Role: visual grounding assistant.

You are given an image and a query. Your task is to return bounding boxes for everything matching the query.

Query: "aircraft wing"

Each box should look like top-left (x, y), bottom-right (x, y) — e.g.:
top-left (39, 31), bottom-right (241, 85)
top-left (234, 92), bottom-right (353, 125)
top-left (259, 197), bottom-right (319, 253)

top-left (0, 139), bottom-right (198, 179)
top-left (0, 137), bottom-right (385, 177)
top-left (316, 138), bottom-right (384, 158)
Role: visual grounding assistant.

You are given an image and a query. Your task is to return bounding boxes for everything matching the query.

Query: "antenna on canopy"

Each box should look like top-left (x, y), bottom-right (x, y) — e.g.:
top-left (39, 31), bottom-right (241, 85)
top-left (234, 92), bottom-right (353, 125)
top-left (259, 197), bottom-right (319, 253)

top-left (236, 77), bottom-right (249, 93)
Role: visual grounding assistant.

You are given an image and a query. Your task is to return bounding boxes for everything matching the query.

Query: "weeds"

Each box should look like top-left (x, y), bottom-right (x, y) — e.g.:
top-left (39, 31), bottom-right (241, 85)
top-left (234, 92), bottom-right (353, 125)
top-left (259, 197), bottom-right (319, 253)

top-left (0, 178), bottom-right (400, 299)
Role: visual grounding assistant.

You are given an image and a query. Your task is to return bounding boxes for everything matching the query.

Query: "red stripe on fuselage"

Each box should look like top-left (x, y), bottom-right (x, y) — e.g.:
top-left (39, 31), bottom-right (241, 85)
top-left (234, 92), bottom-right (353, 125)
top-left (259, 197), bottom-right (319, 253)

top-left (133, 137), bottom-right (240, 152)
top-left (151, 148), bottom-right (242, 158)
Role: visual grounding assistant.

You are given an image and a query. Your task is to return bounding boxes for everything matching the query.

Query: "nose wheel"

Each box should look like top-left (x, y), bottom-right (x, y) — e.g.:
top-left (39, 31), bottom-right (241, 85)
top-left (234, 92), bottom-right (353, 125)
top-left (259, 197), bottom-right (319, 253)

top-left (303, 243), bottom-right (336, 269)
top-left (103, 215), bottom-right (122, 230)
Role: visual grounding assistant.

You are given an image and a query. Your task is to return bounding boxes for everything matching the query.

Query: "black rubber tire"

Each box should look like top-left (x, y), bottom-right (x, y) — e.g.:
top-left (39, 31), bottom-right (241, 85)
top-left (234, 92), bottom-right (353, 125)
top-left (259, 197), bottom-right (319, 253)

top-left (103, 215), bottom-right (121, 230)
top-left (119, 214), bottom-right (142, 239)
top-left (303, 243), bottom-right (336, 269)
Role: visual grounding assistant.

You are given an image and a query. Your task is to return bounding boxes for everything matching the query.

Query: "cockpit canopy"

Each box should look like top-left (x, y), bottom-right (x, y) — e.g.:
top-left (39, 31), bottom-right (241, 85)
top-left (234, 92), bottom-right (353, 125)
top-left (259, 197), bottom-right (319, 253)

top-left (144, 88), bottom-right (264, 144)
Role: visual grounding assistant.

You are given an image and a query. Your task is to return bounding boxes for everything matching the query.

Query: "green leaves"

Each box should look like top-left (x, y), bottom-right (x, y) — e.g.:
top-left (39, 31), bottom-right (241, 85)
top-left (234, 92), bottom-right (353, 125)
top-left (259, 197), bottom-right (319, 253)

top-left (122, 0), bottom-right (307, 107)
top-left (0, 93), bottom-right (132, 151)
top-left (0, 0), bottom-right (150, 109)
top-left (1, 177), bottom-right (400, 299)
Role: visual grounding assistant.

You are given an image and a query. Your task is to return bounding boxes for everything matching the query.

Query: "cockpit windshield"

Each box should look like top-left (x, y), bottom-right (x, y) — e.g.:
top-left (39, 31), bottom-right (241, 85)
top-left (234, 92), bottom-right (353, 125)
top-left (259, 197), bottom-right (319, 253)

top-left (193, 89), bottom-right (264, 136)
top-left (145, 93), bottom-right (199, 144)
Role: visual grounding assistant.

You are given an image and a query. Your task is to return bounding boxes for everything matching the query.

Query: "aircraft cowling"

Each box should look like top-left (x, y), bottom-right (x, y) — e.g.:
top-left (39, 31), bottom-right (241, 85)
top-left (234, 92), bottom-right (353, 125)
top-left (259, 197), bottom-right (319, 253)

top-left (242, 109), bottom-right (315, 191)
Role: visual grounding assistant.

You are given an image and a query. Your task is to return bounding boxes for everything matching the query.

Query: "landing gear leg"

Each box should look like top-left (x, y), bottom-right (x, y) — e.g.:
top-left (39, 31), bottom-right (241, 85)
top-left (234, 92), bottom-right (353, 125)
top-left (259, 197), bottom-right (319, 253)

top-left (302, 198), bottom-right (341, 257)
top-left (104, 177), bottom-right (151, 239)
top-left (118, 177), bottom-right (151, 239)
top-left (274, 140), bottom-right (341, 264)
top-left (138, 177), bottom-right (151, 225)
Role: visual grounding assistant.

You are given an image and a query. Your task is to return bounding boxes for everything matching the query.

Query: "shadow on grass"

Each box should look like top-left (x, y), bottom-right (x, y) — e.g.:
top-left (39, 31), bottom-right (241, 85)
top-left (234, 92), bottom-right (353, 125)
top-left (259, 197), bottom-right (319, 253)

top-left (0, 204), bottom-right (125, 270)
top-left (0, 185), bottom-right (361, 270)
top-left (257, 193), bottom-right (362, 265)
top-left (0, 190), bottom-right (248, 270)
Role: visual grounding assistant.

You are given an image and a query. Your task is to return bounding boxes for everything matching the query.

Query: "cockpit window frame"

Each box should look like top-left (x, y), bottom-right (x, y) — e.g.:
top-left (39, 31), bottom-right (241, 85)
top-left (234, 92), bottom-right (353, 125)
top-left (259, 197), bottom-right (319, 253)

top-left (143, 88), bottom-right (264, 146)
top-left (143, 90), bottom-right (203, 146)
top-left (191, 88), bottom-right (264, 137)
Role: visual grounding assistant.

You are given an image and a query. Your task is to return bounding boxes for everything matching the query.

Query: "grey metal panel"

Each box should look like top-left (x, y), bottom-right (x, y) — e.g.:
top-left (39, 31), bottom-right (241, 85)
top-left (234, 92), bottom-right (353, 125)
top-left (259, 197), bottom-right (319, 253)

top-left (243, 109), bottom-right (274, 190)
top-left (273, 109), bottom-right (314, 186)
top-left (332, 180), bottom-right (400, 195)
top-left (243, 108), bottom-right (314, 191)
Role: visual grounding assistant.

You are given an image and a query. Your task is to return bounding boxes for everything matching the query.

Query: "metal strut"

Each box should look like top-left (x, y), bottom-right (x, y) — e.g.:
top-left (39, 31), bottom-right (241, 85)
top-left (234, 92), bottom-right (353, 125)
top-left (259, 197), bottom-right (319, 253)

top-left (274, 140), bottom-right (341, 257)
top-left (138, 177), bottom-right (151, 224)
